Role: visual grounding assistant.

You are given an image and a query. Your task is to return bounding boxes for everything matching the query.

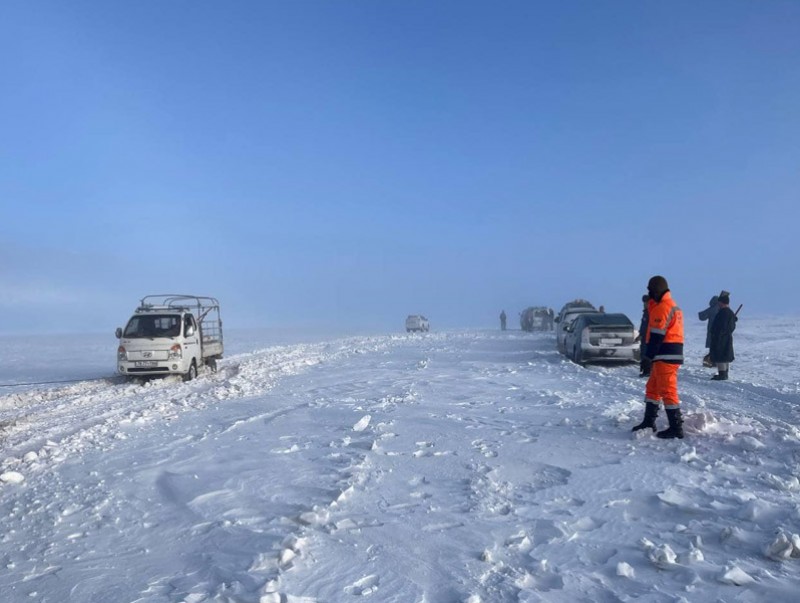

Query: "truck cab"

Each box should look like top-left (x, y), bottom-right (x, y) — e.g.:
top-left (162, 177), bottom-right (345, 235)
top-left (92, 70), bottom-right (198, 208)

top-left (116, 295), bottom-right (223, 381)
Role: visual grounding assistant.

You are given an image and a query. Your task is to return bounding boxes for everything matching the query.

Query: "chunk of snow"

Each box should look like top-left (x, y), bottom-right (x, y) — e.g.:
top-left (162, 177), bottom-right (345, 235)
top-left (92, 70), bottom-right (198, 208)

top-left (616, 561), bottom-right (635, 578)
top-left (766, 532), bottom-right (800, 560)
top-left (648, 544), bottom-right (678, 568)
top-left (688, 546), bottom-right (705, 563)
top-left (739, 435), bottom-right (765, 451)
top-left (278, 548), bottom-right (296, 566)
top-left (719, 565), bottom-right (755, 585)
top-left (0, 471), bottom-right (24, 484)
top-left (759, 473), bottom-right (800, 492)
top-left (353, 414), bottom-right (371, 432)
top-left (680, 447), bottom-right (700, 462)
top-left (298, 506), bottom-right (330, 526)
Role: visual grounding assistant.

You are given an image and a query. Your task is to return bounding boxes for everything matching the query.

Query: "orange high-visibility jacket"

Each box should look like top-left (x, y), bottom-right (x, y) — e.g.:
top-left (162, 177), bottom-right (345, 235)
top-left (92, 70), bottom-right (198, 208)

top-left (645, 291), bottom-right (684, 364)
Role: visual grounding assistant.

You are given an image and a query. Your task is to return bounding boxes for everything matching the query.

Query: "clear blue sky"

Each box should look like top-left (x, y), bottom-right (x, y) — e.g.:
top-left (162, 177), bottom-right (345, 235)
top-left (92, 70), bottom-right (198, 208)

top-left (2, 1), bottom-right (799, 334)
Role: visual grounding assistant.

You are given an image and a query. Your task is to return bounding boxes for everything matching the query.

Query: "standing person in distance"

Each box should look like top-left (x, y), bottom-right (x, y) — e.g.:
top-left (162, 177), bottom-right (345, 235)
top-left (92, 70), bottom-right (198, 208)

top-left (500, 310), bottom-right (507, 331)
top-left (632, 275), bottom-right (685, 439)
top-left (636, 294), bottom-right (651, 377)
top-left (698, 293), bottom-right (721, 367)
top-left (709, 293), bottom-right (737, 381)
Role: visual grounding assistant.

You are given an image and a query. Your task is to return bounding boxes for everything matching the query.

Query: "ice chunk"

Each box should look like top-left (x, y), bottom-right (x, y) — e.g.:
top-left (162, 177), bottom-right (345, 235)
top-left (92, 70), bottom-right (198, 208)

top-left (766, 531), bottom-right (800, 560)
top-left (616, 561), bottom-right (635, 578)
top-left (353, 414), bottom-right (371, 432)
top-left (0, 471), bottom-right (24, 484)
top-left (719, 565), bottom-right (755, 585)
top-left (648, 544), bottom-right (678, 568)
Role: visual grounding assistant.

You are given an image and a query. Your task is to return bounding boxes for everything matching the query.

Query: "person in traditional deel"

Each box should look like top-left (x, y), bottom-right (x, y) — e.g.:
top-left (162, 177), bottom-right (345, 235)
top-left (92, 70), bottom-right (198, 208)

top-left (635, 294), bottom-right (651, 377)
top-left (709, 293), bottom-right (737, 381)
top-left (500, 310), bottom-right (507, 331)
top-left (698, 291), bottom-right (727, 367)
top-left (632, 275), bottom-right (685, 439)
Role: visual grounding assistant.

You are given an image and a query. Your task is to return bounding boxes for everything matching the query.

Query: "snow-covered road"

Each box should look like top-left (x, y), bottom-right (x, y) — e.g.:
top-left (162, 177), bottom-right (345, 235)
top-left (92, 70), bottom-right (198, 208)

top-left (1, 323), bottom-right (799, 602)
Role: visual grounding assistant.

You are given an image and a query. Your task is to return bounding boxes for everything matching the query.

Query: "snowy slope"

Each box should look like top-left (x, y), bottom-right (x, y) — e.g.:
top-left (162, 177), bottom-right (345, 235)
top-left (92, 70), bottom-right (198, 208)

top-left (1, 320), bottom-right (799, 602)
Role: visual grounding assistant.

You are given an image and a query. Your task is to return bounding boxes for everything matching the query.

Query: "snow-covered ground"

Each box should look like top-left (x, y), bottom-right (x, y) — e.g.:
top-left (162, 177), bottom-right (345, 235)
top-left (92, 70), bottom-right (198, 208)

top-left (1, 319), bottom-right (800, 602)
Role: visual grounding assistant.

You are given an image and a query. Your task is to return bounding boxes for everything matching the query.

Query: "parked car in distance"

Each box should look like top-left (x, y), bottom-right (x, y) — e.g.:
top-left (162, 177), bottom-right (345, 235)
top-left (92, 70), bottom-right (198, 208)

top-left (564, 312), bottom-right (639, 366)
top-left (555, 299), bottom-right (596, 325)
top-left (556, 307), bottom-right (600, 354)
top-left (520, 306), bottom-right (555, 331)
top-left (405, 315), bottom-right (430, 333)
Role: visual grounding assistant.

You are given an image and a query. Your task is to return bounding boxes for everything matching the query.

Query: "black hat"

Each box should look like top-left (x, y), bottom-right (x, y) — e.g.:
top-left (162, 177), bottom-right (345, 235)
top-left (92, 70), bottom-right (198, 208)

top-left (719, 293), bottom-right (730, 305)
top-left (647, 275), bottom-right (669, 301)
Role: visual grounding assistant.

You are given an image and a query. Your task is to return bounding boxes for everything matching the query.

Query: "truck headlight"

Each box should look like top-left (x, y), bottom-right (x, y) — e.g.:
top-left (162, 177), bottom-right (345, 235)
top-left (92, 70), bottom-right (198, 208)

top-left (169, 344), bottom-right (183, 359)
top-left (117, 346), bottom-right (127, 361)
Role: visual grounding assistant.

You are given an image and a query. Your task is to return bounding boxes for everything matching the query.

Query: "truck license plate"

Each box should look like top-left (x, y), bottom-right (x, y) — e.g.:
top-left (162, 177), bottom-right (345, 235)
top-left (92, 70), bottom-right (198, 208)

top-left (600, 338), bottom-right (622, 346)
top-left (134, 361), bottom-right (158, 367)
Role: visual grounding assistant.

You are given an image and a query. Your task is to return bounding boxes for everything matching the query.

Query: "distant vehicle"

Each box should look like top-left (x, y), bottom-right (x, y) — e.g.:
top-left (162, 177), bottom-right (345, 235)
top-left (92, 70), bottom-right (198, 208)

top-left (564, 312), bottom-right (639, 366)
top-left (555, 299), bottom-right (596, 325)
top-left (405, 315), bottom-right (430, 333)
top-left (116, 294), bottom-right (224, 381)
top-left (520, 306), bottom-right (554, 332)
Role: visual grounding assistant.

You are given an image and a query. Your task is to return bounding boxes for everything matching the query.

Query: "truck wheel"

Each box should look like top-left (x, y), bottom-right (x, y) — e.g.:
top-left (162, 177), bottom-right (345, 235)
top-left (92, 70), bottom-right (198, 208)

top-left (184, 360), bottom-right (197, 382)
top-left (573, 346), bottom-right (583, 366)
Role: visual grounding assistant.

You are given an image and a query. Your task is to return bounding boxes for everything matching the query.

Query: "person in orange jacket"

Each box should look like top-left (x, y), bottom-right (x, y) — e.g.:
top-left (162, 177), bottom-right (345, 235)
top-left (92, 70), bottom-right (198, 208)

top-left (632, 275), bottom-right (685, 439)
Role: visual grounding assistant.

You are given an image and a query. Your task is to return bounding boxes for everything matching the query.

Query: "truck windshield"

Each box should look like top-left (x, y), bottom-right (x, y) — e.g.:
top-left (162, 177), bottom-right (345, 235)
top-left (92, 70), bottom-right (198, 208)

top-left (123, 314), bottom-right (182, 338)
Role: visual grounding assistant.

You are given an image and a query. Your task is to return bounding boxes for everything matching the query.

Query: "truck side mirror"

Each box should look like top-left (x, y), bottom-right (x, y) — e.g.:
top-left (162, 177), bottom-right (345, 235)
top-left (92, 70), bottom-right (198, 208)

top-left (115, 327), bottom-right (122, 339)
top-left (185, 325), bottom-right (196, 337)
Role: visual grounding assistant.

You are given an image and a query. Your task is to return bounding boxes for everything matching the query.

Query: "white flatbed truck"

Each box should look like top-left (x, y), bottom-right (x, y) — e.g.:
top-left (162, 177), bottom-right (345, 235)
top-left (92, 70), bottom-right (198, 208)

top-left (115, 294), bottom-right (223, 381)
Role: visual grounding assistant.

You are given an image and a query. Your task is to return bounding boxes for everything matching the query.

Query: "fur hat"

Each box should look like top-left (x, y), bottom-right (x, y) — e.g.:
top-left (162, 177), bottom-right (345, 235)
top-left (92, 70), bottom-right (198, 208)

top-left (719, 293), bottom-right (730, 305)
top-left (647, 275), bottom-right (669, 301)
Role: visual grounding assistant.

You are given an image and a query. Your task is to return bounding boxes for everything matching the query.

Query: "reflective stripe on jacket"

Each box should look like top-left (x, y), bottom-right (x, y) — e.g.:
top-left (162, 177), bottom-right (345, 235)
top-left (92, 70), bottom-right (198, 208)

top-left (645, 291), bottom-right (684, 364)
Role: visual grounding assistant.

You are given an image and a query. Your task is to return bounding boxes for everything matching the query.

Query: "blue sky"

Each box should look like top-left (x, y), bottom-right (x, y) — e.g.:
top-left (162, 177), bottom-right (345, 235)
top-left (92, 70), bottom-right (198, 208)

top-left (1, 1), bottom-right (799, 334)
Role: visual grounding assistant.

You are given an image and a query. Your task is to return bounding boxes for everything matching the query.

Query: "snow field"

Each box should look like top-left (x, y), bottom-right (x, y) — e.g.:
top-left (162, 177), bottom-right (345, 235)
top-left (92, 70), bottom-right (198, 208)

top-left (0, 320), bottom-right (799, 602)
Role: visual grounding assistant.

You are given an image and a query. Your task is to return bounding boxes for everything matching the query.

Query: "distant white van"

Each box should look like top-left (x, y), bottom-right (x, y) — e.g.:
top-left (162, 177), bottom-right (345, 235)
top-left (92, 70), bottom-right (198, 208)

top-left (405, 315), bottom-right (430, 333)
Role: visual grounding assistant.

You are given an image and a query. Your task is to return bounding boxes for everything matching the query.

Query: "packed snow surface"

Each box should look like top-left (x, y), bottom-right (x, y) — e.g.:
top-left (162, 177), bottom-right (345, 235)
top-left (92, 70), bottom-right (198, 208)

top-left (1, 319), bottom-right (800, 602)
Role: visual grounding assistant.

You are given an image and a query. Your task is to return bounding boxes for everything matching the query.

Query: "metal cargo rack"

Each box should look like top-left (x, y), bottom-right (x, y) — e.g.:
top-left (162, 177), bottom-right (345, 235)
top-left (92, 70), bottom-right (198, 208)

top-left (136, 294), bottom-right (223, 343)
